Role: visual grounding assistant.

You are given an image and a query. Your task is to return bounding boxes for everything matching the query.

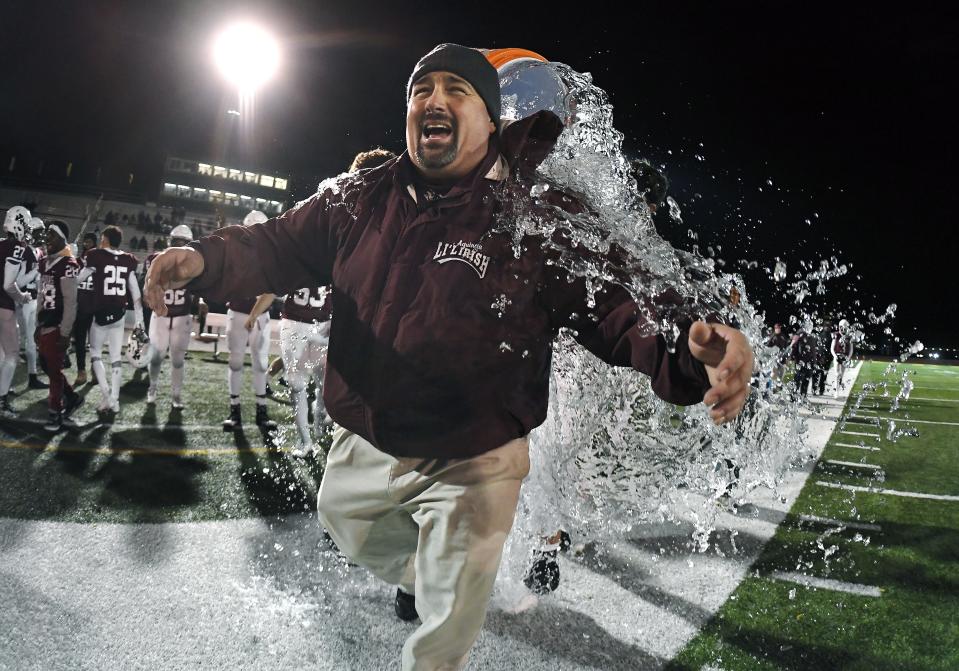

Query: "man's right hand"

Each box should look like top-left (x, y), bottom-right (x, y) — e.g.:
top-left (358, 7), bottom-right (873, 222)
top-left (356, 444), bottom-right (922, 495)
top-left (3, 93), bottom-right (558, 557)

top-left (144, 247), bottom-right (205, 317)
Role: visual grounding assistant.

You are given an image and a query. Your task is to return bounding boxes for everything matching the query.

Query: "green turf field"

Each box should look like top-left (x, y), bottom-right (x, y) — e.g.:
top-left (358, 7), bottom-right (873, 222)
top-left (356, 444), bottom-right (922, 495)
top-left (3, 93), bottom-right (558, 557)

top-left (670, 362), bottom-right (959, 671)
top-left (0, 353), bottom-right (329, 523)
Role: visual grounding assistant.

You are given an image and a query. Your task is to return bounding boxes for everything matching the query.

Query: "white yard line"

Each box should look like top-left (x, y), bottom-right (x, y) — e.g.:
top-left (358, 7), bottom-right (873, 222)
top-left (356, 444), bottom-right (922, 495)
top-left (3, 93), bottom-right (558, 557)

top-left (840, 431), bottom-right (881, 438)
top-left (831, 443), bottom-right (880, 451)
top-left (815, 481), bottom-right (959, 502)
top-left (797, 514), bottom-right (881, 532)
top-left (769, 571), bottom-right (882, 597)
top-left (823, 459), bottom-right (883, 470)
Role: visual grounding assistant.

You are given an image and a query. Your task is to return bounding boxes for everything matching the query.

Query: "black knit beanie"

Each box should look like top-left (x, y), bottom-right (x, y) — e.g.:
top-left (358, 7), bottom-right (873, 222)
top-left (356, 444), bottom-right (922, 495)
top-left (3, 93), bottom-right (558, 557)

top-left (407, 44), bottom-right (501, 131)
top-left (48, 219), bottom-right (70, 243)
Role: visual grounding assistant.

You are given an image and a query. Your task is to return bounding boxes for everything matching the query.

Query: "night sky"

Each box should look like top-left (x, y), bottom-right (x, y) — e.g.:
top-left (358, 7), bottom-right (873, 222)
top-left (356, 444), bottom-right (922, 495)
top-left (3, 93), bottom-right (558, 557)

top-left (2, 1), bottom-right (957, 349)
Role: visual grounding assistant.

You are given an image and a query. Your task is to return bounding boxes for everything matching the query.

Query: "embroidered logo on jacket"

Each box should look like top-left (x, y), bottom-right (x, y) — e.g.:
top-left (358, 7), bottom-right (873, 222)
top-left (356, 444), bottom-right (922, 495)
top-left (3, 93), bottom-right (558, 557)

top-left (433, 240), bottom-right (490, 279)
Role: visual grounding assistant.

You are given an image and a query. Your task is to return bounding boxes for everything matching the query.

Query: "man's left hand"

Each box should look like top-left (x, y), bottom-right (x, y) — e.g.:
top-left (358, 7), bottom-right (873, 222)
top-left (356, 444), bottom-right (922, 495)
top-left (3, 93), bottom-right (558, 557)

top-left (688, 321), bottom-right (754, 425)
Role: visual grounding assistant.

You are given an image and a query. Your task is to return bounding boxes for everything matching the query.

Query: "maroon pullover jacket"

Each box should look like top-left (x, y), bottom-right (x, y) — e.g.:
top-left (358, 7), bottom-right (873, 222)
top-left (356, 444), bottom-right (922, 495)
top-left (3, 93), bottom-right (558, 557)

top-left (189, 112), bottom-right (711, 458)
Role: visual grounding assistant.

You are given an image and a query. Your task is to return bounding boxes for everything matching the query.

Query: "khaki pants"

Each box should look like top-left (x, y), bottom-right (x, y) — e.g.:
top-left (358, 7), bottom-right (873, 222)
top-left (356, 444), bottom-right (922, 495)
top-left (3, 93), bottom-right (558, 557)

top-left (318, 426), bottom-right (530, 671)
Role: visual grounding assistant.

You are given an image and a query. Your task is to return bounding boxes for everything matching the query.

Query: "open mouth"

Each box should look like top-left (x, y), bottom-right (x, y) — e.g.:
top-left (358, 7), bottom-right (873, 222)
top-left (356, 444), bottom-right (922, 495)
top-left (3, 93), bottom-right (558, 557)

top-left (422, 121), bottom-right (453, 143)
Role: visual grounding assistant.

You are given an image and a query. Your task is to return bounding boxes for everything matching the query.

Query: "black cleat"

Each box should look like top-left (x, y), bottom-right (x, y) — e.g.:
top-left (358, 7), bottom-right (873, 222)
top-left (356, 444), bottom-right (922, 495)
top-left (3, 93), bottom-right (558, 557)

top-left (222, 404), bottom-right (242, 432)
top-left (63, 391), bottom-right (84, 419)
top-left (255, 404), bottom-right (277, 430)
top-left (0, 395), bottom-right (18, 418)
top-left (394, 589), bottom-right (419, 622)
top-left (28, 374), bottom-right (49, 390)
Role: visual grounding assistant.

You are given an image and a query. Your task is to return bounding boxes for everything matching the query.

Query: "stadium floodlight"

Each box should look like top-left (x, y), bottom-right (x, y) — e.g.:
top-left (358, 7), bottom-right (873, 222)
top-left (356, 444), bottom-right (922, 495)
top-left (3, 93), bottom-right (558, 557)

top-left (212, 21), bottom-right (280, 92)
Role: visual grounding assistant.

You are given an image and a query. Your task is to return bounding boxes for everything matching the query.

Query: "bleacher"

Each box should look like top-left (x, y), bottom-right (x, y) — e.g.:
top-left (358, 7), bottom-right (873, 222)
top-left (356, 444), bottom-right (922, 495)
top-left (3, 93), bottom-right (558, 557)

top-left (0, 186), bottom-right (233, 261)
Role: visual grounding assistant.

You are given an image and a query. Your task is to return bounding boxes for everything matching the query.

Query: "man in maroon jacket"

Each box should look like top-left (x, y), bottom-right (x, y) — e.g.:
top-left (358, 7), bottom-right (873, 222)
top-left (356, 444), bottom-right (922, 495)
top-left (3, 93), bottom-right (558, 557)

top-left (147, 44), bottom-right (754, 670)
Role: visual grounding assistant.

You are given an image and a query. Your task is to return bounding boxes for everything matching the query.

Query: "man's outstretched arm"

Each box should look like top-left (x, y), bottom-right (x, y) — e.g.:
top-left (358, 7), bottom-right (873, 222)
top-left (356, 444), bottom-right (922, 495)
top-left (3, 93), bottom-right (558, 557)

top-left (146, 192), bottom-right (336, 316)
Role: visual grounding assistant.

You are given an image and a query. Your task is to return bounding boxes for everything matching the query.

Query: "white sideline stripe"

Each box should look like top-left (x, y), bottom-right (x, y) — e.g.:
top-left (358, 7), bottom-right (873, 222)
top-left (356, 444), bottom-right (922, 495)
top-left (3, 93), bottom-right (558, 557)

top-left (770, 571), bottom-right (882, 597)
top-left (815, 481), bottom-right (959, 501)
top-left (798, 514), bottom-right (881, 532)
top-left (862, 395), bottom-right (959, 403)
top-left (832, 442), bottom-right (880, 451)
top-left (840, 431), bottom-right (880, 438)
top-left (870, 415), bottom-right (959, 427)
top-left (824, 459), bottom-right (882, 470)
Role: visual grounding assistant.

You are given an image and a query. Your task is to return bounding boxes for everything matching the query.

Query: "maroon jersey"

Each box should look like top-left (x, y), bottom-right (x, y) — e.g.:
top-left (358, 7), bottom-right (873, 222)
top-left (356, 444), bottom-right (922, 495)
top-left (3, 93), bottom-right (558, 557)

top-left (144, 252), bottom-right (196, 318)
top-left (227, 297), bottom-right (258, 314)
top-left (0, 237), bottom-right (28, 310)
top-left (38, 254), bottom-right (80, 328)
top-left (282, 286), bottom-right (332, 323)
top-left (76, 248), bottom-right (96, 314)
top-left (85, 248), bottom-right (139, 314)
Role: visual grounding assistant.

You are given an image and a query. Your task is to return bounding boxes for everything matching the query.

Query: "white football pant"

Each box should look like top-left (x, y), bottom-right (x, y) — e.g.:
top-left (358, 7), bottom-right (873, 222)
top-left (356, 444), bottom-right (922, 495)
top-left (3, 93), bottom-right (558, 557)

top-left (148, 314), bottom-right (192, 399)
top-left (280, 318), bottom-right (330, 449)
top-left (90, 320), bottom-right (126, 404)
top-left (226, 310), bottom-right (271, 406)
top-left (16, 299), bottom-right (38, 375)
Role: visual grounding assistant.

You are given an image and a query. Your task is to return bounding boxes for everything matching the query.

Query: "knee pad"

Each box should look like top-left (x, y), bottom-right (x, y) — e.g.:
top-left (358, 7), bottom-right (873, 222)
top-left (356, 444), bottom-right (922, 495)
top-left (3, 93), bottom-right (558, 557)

top-left (112, 361), bottom-right (123, 369)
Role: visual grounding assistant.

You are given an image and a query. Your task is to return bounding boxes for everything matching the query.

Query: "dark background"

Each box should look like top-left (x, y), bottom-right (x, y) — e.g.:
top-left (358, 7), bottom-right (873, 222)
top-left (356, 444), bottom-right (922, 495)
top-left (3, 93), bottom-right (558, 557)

top-left (2, 1), bottom-right (957, 350)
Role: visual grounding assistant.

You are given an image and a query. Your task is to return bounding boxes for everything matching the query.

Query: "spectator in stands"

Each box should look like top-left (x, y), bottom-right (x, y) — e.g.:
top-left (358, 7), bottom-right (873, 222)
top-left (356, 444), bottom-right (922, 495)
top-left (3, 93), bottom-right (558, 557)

top-left (129, 235), bottom-right (139, 252)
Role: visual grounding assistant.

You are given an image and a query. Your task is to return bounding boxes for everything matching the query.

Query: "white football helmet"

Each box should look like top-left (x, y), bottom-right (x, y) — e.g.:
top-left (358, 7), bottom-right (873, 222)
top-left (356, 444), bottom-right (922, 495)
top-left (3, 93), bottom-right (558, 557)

top-left (243, 210), bottom-right (268, 226)
top-left (3, 206), bottom-right (31, 241)
top-left (126, 327), bottom-right (150, 369)
top-left (838, 318), bottom-right (850, 333)
top-left (169, 224), bottom-right (193, 244)
top-left (27, 217), bottom-right (45, 245)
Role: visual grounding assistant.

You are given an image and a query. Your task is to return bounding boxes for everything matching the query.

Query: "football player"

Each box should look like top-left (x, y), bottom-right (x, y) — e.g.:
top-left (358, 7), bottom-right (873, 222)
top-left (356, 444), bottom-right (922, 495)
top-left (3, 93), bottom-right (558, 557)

top-left (77, 225), bottom-right (144, 413)
top-left (1, 206), bottom-right (33, 416)
top-left (246, 286), bottom-right (332, 456)
top-left (143, 224), bottom-right (206, 408)
top-left (221, 210), bottom-right (277, 431)
top-left (36, 220), bottom-right (84, 431)
top-left (72, 232), bottom-right (98, 386)
top-left (15, 216), bottom-right (48, 390)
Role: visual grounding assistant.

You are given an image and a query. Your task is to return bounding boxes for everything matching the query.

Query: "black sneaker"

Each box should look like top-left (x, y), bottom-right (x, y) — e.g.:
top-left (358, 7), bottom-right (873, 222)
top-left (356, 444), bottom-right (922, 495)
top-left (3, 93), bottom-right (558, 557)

top-left (28, 374), bottom-right (49, 390)
top-left (255, 404), bottom-right (277, 430)
top-left (222, 404), bottom-right (242, 432)
top-left (394, 589), bottom-right (419, 622)
top-left (523, 552), bottom-right (561, 595)
top-left (43, 411), bottom-right (63, 432)
top-left (63, 390), bottom-right (84, 419)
